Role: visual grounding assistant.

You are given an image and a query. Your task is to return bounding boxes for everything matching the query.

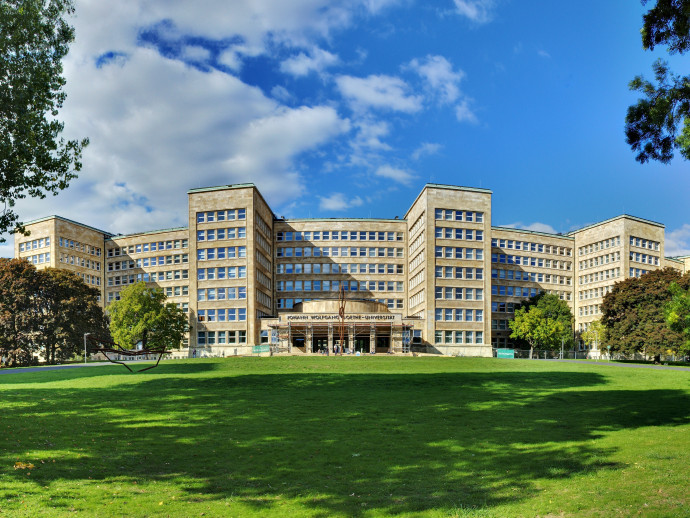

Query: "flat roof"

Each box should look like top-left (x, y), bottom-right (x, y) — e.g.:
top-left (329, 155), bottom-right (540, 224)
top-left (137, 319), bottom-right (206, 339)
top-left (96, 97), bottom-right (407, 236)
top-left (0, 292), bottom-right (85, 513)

top-left (107, 227), bottom-right (188, 241)
top-left (566, 214), bottom-right (664, 235)
top-left (276, 218), bottom-right (405, 224)
top-left (21, 215), bottom-right (114, 237)
top-left (665, 256), bottom-right (685, 263)
top-left (187, 183), bottom-right (256, 194)
top-left (491, 225), bottom-right (574, 240)
top-left (404, 183), bottom-right (492, 220)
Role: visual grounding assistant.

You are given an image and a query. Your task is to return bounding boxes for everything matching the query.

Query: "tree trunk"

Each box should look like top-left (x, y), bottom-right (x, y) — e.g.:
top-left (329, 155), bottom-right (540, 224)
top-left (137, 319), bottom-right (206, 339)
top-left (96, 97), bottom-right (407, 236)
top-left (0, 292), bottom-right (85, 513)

top-left (529, 345), bottom-right (534, 359)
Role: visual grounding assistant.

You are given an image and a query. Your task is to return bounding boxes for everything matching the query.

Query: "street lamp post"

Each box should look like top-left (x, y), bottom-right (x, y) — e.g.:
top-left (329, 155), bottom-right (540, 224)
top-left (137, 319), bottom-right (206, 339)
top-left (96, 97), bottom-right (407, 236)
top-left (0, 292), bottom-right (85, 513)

top-left (83, 333), bottom-right (91, 364)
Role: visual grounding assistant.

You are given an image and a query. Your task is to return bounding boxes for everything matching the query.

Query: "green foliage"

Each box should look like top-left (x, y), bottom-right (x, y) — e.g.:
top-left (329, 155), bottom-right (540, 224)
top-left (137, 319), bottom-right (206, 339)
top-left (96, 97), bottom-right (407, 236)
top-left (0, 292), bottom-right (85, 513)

top-left (36, 268), bottom-right (108, 364)
top-left (0, 0), bottom-right (88, 238)
top-left (107, 282), bottom-right (187, 350)
top-left (509, 293), bottom-right (573, 355)
top-left (601, 268), bottom-right (690, 359)
top-left (664, 282), bottom-right (690, 354)
top-left (626, 1), bottom-right (690, 163)
top-left (580, 319), bottom-right (606, 351)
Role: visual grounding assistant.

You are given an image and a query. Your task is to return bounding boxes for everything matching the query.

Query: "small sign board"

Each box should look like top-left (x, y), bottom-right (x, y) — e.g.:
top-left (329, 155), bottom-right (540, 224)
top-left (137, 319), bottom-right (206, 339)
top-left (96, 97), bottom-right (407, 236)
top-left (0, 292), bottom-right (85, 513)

top-left (497, 348), bottom-right (515, 359)
top-left (252, 345), bottom-right (271, 354)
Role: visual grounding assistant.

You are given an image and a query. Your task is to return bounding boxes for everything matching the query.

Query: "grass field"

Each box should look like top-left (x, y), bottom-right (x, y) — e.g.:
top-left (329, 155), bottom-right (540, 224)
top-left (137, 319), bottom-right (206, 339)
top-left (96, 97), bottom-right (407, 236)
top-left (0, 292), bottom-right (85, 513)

top-left (0, 357), bottom-right (688, 517)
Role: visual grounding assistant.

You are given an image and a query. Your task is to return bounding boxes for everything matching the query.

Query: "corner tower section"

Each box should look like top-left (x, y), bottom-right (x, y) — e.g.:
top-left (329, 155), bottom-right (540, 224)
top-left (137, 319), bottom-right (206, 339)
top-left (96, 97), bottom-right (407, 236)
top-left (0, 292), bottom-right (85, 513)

top-left (405, 184), bottom-right (492, 356)
top-left (188, 184), bottom-right (274, 355)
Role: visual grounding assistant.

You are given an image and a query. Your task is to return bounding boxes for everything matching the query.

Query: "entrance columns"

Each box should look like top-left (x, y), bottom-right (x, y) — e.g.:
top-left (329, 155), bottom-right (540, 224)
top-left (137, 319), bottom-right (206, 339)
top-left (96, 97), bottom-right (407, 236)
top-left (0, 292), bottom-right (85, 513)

top-left (328, 323), bottom-right (333, 353)
top-left (369, 324), bottom-right (376, 354)
top-left (306, 324), bottom-right (313, 354)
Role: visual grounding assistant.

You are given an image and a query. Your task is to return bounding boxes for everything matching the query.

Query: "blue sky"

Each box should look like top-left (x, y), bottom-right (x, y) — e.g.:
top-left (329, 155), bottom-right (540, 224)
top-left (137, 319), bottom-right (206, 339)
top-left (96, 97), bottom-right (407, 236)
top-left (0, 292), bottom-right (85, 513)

top-left (4, 0), bottom-right (690, 256)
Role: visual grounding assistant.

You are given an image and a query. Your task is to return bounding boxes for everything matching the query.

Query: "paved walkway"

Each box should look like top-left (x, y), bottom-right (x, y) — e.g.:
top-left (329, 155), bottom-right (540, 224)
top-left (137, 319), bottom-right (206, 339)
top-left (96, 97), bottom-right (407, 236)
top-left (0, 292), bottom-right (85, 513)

top-left (546, 359), bottom-right (690, 372)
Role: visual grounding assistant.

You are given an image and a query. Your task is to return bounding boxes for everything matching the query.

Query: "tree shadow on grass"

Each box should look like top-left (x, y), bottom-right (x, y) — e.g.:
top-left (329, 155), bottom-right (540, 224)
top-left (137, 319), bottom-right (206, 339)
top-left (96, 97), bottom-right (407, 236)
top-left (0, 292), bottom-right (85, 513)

top-left (1, 368), bottom-right (689, 515)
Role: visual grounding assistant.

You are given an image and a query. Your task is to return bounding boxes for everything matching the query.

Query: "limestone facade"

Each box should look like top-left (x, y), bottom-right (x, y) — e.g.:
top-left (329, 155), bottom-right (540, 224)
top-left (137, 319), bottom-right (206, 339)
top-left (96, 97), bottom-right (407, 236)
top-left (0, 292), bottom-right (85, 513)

top-left (13, 183), bottom-right (685, 356)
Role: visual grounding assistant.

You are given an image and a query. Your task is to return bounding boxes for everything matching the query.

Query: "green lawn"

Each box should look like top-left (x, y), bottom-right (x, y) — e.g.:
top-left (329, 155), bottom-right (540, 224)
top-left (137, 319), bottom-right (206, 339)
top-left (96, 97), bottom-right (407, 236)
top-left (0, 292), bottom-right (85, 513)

top-left (0, 357), bottom-right (688, 517)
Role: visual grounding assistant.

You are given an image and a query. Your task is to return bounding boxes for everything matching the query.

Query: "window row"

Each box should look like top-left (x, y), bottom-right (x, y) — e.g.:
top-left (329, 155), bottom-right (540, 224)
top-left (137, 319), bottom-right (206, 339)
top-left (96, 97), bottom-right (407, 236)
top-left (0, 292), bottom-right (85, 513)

top-left (60, 254), bottom-right (100, 270)
top-left (109, 271), bottom-right (187, 284)
top-left (277, 280), bottom-right (404, 292)
top-left (579, 286), bottom-right (612, 301)
top-left (434, 266), bottom-right (484, 279)
top-left (629, 252), bottom-right (659, 265)
top-left (435, 227), bottom-right (484, 241)
top-left (579, 305), bottom-right (601, 317)
top-left (630, 268), bottom-right (650, 278)
top-left (629, 236), bottom-right (659, 251)
top-left (196, 209), bottom-right (246, 223)
top-left (256, 232), bottom-right (271, 254)
top-left (435, 308), bottom-right (484, 322)
top-left (107, 240), bottom-right (187, 257)
top-left (579, 268), bottom-right (621, 285)
top-left (197, 266), bottom-right (247, 280)
top-left (196, 227), bottom-right (246, 241)
top-left (434, 330), bottom-right (484, 345)
top-left (492, 254), bottom-right (571, 268)
top-left (434, 287), bottom-right (484, 300)
top-left (434, 247), bottom-right (485, 260)
top-left (409, 213), bottom-right (425, 237)
top-left (434, 209), bottom-right (484, 223)
top-left (492, 239), bottom-right (572, 256)
top-left (492, 302), bottom-right (516, 313)
top-left (276, 230), bottom-right (403, 242)
top-left (409, 290), bottom-right (424, 309)
top-left (108, 254), bottom-right (190, 269)
top-left (578, 236), bottom-right (621, 256)
top-left (578, 251), bottom-right (621, 270)
top-left (197, 330), bottom-right (247, 345)
top-left (277, 246), bottom-right (403, 258)
top-left (491, 319), bottom-right (511, 331)
top-left (256, 290), bottom-right (272, 308)
top-left (277, 262), bottom-right (403, 275)
top-left (197, 247), bottom-right (246, 260)
top-left (19, 237), bottom-right (50, 252)
top-left (491, 285), bottom-right (541, 297)
top-left (26, 253), bottom-right (50, 265)
top-left (256, 216), bottom-right (271, 238)
top-left (79, 273), bottom-right (101, 287)
top-left (164, 286), bottom-right (189, 297)
top-left (409, 233), bottom-right (425, 255)
top-left (60, 237), bottom-right (101, 256)
top-left (197, 308), bottom-right (247, 321)
top-left (410, 270), bottom-right (424, 290)
top-left (198, 287), bottom-right (247, 301)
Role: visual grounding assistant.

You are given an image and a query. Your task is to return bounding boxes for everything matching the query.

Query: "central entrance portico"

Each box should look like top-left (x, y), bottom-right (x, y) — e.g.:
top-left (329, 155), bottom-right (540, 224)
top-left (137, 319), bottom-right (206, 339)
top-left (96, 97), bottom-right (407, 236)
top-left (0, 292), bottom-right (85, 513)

top-left (262, 299), bottom-right (416, 354)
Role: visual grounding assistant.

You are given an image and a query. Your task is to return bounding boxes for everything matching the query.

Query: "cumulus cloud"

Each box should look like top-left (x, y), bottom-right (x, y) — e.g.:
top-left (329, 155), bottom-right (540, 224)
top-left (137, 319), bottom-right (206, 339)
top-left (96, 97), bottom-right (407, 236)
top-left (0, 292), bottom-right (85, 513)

top-left (665, 224), bottom-right (690, 256)
top-left (319, 193), bottom-right (364, 211)
top-left (455, 98), bottom-right (478, 124)
top-left (409, 55), bottom-right (464, 104)
top-left (411, 142), bottom-right (442, 160)
top-left (280, 47), bottom-right (339, 77)
top-left (375, 165), bottom-right (416, 185)
top-left (503, 222), bottom-right (558, 234)
top-left (336, 74), bottom-right (423, 113)
top-left (453, 0), bottom-right (495, 23)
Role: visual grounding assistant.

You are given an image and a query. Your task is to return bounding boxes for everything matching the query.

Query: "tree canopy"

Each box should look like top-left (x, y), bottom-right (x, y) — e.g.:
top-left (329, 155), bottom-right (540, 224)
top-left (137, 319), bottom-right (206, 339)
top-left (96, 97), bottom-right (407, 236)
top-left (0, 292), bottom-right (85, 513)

top-left (601, 267), bottom-right (690, 361)
top-left (0, 0), bottom-right (88, 238)
top-left (0, 259), bottom-right (107, 366)
top-left (509, 293), bottom-right (573, 357)
top-left (580, 320), bottom-right (606, 353)
top-left (626, 0), bottom-right (690, 163)
top-left (107, 282), bottom-right (187, 351)
top-left (663, 282), bottom-right (690, 355)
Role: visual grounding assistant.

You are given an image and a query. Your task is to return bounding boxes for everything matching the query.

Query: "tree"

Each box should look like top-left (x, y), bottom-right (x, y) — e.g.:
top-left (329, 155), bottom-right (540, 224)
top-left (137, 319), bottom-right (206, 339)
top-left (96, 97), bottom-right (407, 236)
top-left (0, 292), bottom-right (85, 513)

top-left (35, 268), bottom-right (108, 364)
top-left (107, 282), bottom-right (187, 350)
top-left (625, 0), bottom-right (690, 163)
top-left (663, 282), bottom-right (690, 356)
top-left (601, 268), bottom-right (690, 362)
top-left (0, 0), bottom-right (88, 238)
top-left (509, 293), bottom-right (573, 358)
top-left (0, 258), bottom-right (43, 365)
top-left (580, 320), bottom-right (607, 356)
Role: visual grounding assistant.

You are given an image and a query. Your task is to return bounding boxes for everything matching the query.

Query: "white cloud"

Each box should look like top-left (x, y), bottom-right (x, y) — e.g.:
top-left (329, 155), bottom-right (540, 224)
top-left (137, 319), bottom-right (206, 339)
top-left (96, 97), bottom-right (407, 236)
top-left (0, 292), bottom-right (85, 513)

top-left (665, 224), bottom-right (690, 256)
top-left (318, 193), bottom-right (364, 211)
top-left (412, 142), bottom-right (442, 160)
top-left (280, 47), bottom-right (339, 77)
top-left (503, 222), bottom-right (558, 234)
top-left (453, 0), bottom-right (495, 23)
top-left (375, 165), bottom-right (416, 185)
top-left (455, 98), bottom-right (478, 123)
top-left (336, 74), bottom-right (423, 113)
top-left (271, 85), bottom-right (293, 102)
top-left (409, 55), bottom-right (464, 104)
top-left (537, 49), bottom-right (551, 59)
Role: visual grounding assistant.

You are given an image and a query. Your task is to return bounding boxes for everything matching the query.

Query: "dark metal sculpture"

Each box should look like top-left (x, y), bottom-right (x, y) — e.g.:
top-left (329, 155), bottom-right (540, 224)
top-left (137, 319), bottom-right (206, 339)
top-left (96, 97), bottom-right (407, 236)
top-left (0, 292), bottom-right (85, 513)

top-left (85, 334), bottom-right (169, 373)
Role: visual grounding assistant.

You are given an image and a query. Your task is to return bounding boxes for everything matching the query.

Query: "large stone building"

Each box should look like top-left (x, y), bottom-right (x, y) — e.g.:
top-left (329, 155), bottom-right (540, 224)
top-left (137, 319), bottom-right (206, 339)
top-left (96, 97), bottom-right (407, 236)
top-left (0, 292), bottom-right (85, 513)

top-left (13, 183), bottom-right (684, 357)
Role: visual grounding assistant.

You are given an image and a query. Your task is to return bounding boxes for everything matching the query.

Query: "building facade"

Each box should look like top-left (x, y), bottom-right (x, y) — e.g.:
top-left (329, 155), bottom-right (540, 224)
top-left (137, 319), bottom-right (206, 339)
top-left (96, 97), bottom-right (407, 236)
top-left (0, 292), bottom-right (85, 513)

top-left (14, 183), bottom-right (685, 357)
